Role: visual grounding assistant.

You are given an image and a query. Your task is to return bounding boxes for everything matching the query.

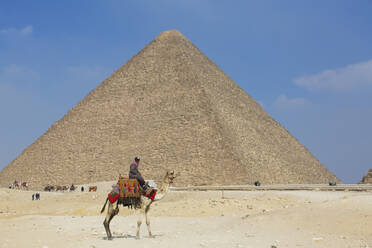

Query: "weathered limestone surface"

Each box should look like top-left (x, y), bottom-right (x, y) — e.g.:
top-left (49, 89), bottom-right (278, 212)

top-left (0, 30), bottom-right (340, 189)
top-left (359, 169), bottom-right (372, 184)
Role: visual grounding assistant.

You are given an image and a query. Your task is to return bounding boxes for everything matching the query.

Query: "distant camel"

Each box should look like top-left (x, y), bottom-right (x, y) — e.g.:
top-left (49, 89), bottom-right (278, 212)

top-left (44, 185), bottom-right (55, 191)
top-left (12, 180), bottom-right (20, 189)
top-left (70, 184), bottom-right (76, 191)
top-left (89, 186), bottom-right (97, 192)
top-left (21, 182), bottom-right (28, 190)
top-left (100, 170), bottom-right (178, 240)
top-left (55, 185), bottom-right (69, 192)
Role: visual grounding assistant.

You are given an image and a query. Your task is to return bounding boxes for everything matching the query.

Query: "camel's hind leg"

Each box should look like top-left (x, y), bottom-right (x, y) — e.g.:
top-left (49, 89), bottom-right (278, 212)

top-left (136, 211), bottom-right (142, 239)
top-left (103, 202), bottom-right (119, 240)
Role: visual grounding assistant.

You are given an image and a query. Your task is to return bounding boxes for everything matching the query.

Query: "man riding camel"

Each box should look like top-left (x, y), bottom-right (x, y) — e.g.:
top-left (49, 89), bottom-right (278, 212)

top-left (129, 157), bottom-right (147, 189)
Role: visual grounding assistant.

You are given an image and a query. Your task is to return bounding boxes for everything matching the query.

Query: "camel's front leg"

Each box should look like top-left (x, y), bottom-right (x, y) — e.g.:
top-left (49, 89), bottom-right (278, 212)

top-left (145, 208), bottom-right (153, 238)
top-left (136, 214), bottom-right (142, 239)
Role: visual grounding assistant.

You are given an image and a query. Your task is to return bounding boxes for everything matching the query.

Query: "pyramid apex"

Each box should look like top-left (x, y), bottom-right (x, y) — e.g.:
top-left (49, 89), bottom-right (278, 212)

top-left (155, 30), bottom-right (186, 40)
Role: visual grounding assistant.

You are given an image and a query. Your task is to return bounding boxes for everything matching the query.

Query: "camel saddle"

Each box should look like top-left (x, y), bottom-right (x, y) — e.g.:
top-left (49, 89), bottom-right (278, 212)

top-left (118, 177), bottom-right (141, 198)
top-left (108, 178), bottom-right (141, 208)
top-left (108, 178), bottom-right (157, 205)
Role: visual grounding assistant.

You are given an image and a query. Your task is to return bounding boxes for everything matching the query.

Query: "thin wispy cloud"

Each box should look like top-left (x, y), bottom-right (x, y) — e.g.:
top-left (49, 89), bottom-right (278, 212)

top-left (294, 59), bottom-right (372, 92)
top-left (0, 25), bottom-right (33, 36)
top-left (273, 94), bottom-right (311, 110)
top-left (0, 64), bottom-right (40, 85)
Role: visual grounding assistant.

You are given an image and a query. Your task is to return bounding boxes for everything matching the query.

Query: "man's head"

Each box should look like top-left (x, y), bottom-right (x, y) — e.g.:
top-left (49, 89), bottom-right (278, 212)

top-left (134, 157), bottom-right (140, 163)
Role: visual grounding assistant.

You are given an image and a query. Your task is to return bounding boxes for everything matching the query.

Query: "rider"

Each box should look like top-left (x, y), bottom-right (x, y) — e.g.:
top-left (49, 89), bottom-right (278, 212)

top-left (129, 157), bottom-right (147, 189)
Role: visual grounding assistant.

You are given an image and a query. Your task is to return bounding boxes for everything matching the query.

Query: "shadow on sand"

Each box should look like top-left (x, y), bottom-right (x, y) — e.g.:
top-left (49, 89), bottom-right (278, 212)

top-left (102, 233), bottom-right (164, 240)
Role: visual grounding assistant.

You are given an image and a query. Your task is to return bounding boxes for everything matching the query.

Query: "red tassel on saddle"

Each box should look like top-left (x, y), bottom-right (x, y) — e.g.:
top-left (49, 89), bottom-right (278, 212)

top-left (108, 192), bottom-right (120, 203)
top-left (142, 189), bottom-right (157, 201)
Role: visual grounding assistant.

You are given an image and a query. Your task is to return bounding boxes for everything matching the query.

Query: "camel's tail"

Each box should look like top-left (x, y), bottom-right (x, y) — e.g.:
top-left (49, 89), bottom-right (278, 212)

top-left (100, 197), bottom-right (109, 214)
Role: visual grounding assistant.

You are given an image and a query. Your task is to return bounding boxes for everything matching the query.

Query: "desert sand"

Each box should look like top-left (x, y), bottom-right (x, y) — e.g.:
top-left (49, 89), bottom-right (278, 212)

top-left (1, 183), bottom-right (371, 248)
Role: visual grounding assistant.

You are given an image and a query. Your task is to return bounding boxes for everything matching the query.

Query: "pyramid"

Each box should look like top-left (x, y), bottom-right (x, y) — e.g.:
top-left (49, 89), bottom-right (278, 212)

top-left (359, 169), bottom-right (372, 184)
top-left (0, 30), bottom-right (340, 189)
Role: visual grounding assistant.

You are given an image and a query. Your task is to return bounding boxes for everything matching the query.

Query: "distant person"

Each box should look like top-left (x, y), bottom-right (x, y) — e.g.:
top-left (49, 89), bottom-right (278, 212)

top-left (32, 194), bottom-right (35, 201)
top-left (14, 179), bottom-right (19, 188)
top-left (35, 192), bottom-right (40, 200)
top-left (81, 186), bottom-right (84, 192)
top-left (129, 157), bottom-right (147, 189)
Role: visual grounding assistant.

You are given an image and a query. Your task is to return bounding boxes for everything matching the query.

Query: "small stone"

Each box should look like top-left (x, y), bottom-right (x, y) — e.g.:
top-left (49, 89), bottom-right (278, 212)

top-left (199, 241), bottom-right (208, 247)
top-left (241, 214), bottom-right (249, 219)
top-left (312, 237), bottom-right (323, 241)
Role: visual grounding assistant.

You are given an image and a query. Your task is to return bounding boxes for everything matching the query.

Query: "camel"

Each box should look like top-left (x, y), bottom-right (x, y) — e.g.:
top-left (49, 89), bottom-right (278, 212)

top-left (100, 170), bottom-right (178, 240)
top-left (12, 180), bottom-right (20, 189)
top-left (89, 186), bottom-right (97, 192)
top-left (21, 182), bottom-right (28, 190)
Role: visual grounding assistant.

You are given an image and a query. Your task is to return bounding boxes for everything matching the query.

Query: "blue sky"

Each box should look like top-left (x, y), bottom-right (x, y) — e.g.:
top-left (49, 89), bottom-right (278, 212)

top-left (1, 0), bottom-right (372, 183)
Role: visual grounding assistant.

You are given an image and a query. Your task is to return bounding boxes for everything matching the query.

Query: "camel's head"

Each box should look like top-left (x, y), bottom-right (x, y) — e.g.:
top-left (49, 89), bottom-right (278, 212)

top-left (165, 170), bottom-right (179, 184)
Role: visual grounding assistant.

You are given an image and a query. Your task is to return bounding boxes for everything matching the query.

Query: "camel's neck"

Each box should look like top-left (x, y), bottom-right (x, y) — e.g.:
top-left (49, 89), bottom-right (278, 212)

top-left (154, 180), bottom-right (170, 201)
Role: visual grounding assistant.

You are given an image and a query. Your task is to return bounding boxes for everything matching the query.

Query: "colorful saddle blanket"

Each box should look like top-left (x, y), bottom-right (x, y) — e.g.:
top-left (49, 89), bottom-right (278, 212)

top-left (108, 178), bottom-right (140, 204)
top-left (118, 178), bottom-right (140, 198)
top-left (107, 178), bottom-right (157, 204)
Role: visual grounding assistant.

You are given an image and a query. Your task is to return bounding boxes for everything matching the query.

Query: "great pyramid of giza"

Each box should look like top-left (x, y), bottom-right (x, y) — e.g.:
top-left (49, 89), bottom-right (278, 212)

top-left (0, 30), bottom-right (340, 189)
top-left (359, 169), bottom-right (372, 184)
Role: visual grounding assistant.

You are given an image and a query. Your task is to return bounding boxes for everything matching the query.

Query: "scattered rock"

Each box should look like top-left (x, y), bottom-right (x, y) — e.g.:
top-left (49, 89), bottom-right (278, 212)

top-left (312, 237), bottom-right (323, 241)
top-left (199, 241), bottom-right (208, 247)
top-left (241, 214), bottom-right (249, 219)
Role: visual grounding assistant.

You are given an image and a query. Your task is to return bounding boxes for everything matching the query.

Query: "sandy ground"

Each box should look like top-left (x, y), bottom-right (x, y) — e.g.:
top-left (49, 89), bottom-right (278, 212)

top-left (1, 184), bottom-right (372, 248)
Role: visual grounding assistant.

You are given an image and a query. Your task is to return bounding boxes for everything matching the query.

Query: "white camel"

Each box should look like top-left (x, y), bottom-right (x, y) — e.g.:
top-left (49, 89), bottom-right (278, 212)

top-left (100, 170), bottom-right (178, 240)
